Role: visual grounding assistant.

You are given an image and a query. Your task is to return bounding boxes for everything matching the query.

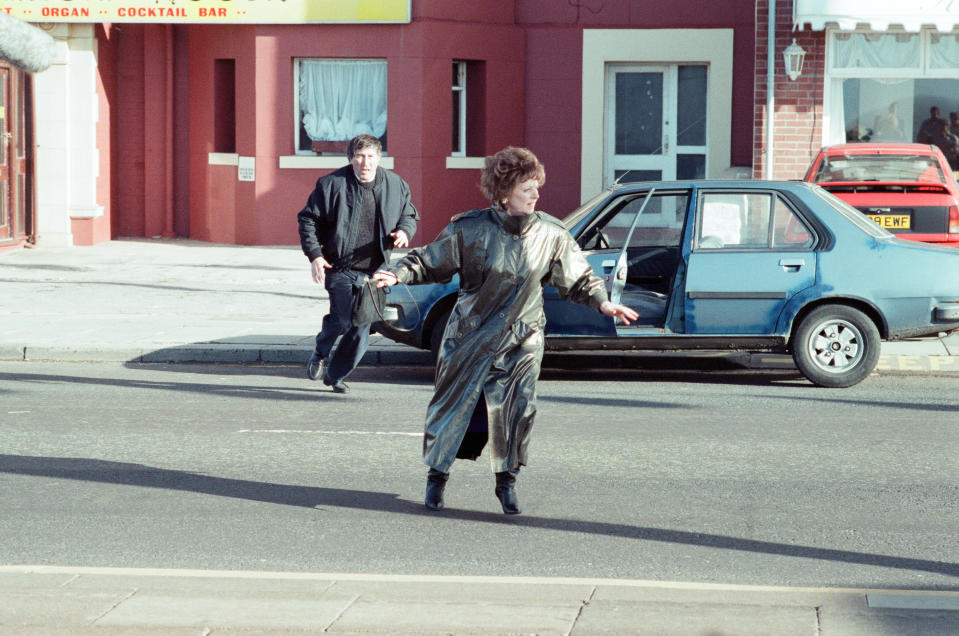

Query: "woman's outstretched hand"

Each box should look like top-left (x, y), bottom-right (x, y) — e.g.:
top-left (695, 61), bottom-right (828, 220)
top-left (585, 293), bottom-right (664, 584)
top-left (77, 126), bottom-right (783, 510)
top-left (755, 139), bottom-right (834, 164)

top-left (372, 270), bottom-right (399, 288)
top-left (599, 300), bottom-right (640, 325)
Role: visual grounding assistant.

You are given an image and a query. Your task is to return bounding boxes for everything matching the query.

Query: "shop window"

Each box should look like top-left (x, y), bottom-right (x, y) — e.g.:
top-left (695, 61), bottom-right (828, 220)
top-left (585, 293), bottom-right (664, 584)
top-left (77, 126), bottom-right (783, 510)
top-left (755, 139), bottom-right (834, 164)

top-left (213, 59), bottom-right (236, 153)
top-left (296, 59), bottom-right (387, 155)
top-left (451, 60), bottom-right (486, 157)
top-left (827, 29), bottom-right (959, 169)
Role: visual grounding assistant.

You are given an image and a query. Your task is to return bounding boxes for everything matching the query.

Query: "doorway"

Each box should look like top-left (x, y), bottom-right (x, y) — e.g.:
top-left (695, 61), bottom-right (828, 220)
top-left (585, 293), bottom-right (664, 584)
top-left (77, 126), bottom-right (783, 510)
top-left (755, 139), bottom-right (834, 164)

top-left (0, 63), bottom-right (33, 245)
top-left (604, 64), bottom-right (708, 186)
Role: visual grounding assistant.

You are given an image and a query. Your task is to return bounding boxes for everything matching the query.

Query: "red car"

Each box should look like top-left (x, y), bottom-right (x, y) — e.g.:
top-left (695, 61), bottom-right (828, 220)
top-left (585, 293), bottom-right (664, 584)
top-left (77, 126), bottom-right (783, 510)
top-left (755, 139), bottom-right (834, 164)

top-left (803, 143), bottom-right (959, 247)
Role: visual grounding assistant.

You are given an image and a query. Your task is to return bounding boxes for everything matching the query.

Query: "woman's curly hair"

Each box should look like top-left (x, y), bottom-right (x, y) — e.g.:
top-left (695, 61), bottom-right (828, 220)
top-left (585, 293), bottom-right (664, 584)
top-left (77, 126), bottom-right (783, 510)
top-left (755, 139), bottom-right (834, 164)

top-left (479, 146), bottom-right (546, 205)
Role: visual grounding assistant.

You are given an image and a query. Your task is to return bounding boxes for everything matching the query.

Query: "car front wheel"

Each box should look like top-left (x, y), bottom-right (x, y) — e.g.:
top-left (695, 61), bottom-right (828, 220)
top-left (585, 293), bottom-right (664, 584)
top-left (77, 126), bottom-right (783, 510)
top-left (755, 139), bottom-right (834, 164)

top-left (791, 305), bottom-right (880, 388)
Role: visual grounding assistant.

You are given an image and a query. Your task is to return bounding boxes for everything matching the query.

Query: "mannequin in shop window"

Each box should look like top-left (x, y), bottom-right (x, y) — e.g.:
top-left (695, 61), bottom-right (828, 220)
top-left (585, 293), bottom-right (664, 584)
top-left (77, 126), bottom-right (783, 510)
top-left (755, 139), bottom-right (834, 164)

top-left (874, 102), bottom-right (905, 142)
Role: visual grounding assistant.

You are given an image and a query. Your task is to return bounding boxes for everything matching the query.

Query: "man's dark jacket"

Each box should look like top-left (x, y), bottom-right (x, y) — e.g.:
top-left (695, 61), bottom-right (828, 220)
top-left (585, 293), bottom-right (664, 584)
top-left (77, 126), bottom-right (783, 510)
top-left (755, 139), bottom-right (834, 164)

top-left (297, 165), bottom-right (418, 269)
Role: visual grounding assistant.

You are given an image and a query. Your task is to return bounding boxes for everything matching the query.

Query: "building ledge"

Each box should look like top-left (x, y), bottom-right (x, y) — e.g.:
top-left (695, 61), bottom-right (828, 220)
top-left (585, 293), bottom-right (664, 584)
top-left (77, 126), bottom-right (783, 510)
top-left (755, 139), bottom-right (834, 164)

top-left (278, 155), bottom-right (394, 170)
top-left (446, 156), bottom-right (485, 169)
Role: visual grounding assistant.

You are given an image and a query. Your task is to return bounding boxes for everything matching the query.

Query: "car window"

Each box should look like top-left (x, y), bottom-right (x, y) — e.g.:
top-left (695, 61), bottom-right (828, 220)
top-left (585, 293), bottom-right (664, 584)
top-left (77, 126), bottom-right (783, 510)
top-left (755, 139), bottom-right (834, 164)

top-left (771, 197), bottom-right (814, 248)
top-left (697, 192), bottom-right (813, 250)
top-left (578, 191), bottom-right (688, 250)
top-left (813, 154), bottom-right (945, 184)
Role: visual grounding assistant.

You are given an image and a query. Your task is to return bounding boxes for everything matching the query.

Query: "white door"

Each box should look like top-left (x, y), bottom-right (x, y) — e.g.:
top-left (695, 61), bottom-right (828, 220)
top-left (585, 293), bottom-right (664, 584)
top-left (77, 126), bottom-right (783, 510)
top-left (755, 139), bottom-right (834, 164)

top-left (605, 64), bottom-right (708, 186)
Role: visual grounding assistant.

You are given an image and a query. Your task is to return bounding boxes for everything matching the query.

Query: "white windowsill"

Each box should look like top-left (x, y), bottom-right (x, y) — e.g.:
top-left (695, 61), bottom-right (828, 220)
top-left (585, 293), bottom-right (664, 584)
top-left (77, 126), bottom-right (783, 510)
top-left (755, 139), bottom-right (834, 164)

top-left (446, 156), bottom-right (485, 169)
top-left (208, 153), bottom-right (239, 166)
top-left (279, 156), bottom-right (394, 169)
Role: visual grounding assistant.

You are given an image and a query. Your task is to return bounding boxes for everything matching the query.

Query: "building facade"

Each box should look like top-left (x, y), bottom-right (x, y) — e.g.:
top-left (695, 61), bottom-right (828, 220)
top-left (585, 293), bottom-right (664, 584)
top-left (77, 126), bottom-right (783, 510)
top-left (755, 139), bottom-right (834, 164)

top-left (754, 0), bottom-right (959, 179)
top-left (5, 0), bottom-right (758, 250)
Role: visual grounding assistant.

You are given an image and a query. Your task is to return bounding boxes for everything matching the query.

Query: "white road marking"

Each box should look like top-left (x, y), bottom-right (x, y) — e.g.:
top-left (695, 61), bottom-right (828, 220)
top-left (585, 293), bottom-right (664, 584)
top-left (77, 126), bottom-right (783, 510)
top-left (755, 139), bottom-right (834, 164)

top-left (236, 429), bottom-right (421, 436)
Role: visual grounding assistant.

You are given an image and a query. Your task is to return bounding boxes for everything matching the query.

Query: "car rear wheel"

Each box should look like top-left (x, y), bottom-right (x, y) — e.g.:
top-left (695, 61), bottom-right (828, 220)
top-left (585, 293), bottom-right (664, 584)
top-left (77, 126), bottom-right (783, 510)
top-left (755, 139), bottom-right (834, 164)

top-left (792, 305), bottom-right (880, 388)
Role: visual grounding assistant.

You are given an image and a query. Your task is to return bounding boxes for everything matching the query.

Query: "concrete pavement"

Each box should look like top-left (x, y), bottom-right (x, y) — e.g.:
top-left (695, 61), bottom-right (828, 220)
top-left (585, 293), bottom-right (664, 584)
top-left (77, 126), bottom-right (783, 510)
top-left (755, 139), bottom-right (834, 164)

top-left (3, 565), bottom-right (959, 634)
top-left (1, 238), bottom-right (957, 372)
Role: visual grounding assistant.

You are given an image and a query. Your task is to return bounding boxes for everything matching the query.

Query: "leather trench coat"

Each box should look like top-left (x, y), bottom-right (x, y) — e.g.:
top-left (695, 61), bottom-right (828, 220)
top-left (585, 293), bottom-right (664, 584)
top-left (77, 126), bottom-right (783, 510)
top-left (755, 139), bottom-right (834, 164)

top-left (389, 207), bottom-right (609, 473)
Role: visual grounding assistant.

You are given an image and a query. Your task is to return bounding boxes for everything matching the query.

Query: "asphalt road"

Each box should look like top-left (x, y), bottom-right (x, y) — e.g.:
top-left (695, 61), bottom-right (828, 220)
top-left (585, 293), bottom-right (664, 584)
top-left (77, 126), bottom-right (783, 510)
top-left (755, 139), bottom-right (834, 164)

top-left (2, 361), bottom-right (958, 591)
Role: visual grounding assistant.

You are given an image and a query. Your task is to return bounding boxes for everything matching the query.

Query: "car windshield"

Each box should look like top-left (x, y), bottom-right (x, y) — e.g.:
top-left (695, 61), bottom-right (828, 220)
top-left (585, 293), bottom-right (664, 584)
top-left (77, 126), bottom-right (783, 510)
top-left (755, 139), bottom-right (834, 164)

top-left (813, 154), bottom-right (945, 184)
top-left (809, 185), bottom-right (894, 238)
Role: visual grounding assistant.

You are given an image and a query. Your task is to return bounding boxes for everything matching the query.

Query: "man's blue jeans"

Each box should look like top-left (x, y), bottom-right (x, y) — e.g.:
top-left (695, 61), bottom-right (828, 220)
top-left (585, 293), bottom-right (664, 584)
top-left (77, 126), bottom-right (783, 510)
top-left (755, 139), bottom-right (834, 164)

top-left (314, 269), bottom-right (371, 384)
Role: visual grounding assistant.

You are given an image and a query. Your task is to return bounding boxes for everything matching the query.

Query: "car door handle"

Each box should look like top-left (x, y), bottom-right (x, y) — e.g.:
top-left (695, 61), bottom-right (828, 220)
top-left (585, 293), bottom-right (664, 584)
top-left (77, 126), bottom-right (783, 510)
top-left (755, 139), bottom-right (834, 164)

top-left (779, 258), bottom-right (805, 272)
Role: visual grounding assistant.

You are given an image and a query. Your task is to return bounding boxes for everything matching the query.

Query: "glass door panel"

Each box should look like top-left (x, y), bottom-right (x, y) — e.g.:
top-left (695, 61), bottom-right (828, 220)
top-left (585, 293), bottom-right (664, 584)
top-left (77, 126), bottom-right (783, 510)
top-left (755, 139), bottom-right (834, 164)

top-left (605, 64), bottom-right (708, 186)
top-left (615, 72), bottom-right (662, 155)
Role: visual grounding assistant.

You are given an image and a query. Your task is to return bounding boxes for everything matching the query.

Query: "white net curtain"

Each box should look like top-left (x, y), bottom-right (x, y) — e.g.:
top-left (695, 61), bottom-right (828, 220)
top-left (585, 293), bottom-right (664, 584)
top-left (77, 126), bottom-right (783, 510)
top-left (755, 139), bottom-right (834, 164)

top-left (832, 32), bottom-right (919, 69)
top-left (298, 59), bottom-right (387, 143)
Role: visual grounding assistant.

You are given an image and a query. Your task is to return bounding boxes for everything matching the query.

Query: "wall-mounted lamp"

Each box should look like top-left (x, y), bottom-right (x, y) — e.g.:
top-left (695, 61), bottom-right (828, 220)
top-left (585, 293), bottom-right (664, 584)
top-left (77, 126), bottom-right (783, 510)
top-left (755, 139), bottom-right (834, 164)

top-left (783, 38), bottom-right (806, 81)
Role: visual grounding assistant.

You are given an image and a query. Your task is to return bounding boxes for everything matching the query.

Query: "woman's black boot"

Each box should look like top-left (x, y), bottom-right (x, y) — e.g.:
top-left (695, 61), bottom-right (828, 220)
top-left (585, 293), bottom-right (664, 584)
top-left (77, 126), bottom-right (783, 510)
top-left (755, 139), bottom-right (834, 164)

top-left (425, 468), bottom-right (449, 511)
top-left (494, 470), bottom-right (521, 515)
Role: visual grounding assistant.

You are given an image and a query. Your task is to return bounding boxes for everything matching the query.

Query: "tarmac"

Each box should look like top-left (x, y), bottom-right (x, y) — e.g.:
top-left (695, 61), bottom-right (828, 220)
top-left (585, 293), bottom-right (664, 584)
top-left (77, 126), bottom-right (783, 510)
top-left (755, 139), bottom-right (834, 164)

top-left (2, 237), bottom-right (959, 635)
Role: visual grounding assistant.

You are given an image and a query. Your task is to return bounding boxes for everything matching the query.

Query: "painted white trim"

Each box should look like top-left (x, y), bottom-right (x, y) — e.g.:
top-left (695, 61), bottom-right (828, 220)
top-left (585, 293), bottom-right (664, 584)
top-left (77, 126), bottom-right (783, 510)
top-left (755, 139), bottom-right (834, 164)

top-left (446, 156), bottom-right (485, 170)
top-left (69, 205), bottom-right (104, 219)
top-left (33, 23), bottom-right (99, 247)
top-left (581, 29), bottom-right (734, 202)
top-left (208, 153), bottom-right (239, 166)
top-left (279, 156), bottom-right (394, 170)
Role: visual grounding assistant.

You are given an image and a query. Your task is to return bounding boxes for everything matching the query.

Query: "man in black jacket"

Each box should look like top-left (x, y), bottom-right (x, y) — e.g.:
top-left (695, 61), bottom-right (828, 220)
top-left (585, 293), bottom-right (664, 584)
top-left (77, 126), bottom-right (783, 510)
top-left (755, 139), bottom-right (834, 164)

top-left (297, 134), bottom-right (418, 393)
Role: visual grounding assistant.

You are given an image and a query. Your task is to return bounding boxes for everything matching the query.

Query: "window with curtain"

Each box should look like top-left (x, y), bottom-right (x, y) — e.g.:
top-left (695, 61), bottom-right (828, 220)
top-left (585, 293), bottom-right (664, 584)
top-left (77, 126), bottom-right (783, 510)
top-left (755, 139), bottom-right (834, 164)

top-left (929, 33), bottom-right (959, 69)
top-left (832, 32), bottom-right (919, 70)
top-left (296, 59), bottom-right (387, 154)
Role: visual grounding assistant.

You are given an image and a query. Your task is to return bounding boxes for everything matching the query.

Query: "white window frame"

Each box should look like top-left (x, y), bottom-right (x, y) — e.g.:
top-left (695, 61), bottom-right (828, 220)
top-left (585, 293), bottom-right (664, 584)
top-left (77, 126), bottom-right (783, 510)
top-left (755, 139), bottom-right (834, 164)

top-left (824, 27), bottom-right (959, 147)
top-left (827, 28), bottom-right (959, 79)
top-left (451, 61), bottom-right (466, 157)
top-left (292, 57), bottom-right (388, 157)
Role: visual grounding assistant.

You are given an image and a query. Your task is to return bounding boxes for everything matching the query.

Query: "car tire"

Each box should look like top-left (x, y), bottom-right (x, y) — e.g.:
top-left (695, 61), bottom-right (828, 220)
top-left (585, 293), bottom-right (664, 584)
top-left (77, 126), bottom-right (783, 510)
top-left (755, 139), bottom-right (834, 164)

top-left (429, 309), bottom-right (451, 367)
top-left (791, 305), bottom-right (880, 388)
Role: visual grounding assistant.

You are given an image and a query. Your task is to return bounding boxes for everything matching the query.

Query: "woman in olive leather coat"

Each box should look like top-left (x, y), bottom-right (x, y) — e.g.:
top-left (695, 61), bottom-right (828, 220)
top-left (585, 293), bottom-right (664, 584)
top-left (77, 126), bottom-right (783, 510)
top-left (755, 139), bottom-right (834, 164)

top-left (373, 147), bottom-right (637, 514)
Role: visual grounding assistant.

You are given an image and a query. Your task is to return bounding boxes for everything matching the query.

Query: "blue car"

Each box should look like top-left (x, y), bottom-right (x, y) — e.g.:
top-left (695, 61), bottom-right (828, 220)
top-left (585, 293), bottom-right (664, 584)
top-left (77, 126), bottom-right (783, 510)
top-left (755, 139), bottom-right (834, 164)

top-left (376, 181), bottom-right (959, 387)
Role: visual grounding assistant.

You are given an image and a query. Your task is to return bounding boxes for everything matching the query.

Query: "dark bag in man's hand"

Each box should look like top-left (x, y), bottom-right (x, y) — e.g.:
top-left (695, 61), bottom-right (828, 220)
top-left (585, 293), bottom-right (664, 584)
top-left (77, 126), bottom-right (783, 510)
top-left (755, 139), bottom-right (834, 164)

top-left (351, 276), bottom-right (390, 326)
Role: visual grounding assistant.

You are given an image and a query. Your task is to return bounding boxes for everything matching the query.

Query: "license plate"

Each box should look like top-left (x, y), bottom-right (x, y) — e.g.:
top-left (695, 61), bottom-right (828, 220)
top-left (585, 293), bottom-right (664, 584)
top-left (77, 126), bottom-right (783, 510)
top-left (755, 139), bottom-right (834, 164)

top-left (866, 214), bottom-right (911, 229)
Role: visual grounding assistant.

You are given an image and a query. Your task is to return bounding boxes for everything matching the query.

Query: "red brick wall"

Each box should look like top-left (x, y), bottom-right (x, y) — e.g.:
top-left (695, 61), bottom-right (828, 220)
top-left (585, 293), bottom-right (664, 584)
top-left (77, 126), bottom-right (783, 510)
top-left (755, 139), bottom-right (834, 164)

top-left (753, 0), bottom-right (825, 179)
top-left (113, 25), bottom-right (146, 238)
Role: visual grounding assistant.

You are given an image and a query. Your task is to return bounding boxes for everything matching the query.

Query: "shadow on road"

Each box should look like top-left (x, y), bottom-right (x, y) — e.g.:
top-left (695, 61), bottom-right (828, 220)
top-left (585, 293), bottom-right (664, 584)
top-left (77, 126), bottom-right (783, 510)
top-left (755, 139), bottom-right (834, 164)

top-left (1, 371), bottom-right (342, 402)
top-left (3, 453), bottom-right (958, 581)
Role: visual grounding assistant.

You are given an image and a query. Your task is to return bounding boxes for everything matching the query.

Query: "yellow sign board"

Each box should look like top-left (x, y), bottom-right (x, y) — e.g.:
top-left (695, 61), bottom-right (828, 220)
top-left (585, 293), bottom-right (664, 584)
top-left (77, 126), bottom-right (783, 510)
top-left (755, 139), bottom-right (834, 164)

top-left (0, 0), bottom-right (410, 23)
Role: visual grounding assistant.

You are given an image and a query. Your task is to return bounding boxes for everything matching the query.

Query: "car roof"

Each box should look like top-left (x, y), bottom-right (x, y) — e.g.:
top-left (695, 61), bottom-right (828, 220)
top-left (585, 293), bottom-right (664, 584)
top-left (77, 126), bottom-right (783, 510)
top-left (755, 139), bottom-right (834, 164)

top-left (610, 180), bottom-right (814, 192)
top-left (818, 143), bottom-right (940, 156)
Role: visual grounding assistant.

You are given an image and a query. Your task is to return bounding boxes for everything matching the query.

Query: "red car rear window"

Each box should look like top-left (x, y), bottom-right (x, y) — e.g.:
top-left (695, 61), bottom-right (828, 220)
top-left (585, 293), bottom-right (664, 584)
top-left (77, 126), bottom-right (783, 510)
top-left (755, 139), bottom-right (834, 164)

top-left (814, 154), bottom-right (945, 184)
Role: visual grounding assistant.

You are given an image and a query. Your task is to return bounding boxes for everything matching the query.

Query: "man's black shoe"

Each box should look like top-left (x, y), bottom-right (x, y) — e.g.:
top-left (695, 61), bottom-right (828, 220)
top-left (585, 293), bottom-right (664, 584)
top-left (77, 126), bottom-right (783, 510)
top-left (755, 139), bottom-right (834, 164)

top-left (323, 375), bottom-right (349, 394)
top-left (306, 352), bottom-right (323, 381)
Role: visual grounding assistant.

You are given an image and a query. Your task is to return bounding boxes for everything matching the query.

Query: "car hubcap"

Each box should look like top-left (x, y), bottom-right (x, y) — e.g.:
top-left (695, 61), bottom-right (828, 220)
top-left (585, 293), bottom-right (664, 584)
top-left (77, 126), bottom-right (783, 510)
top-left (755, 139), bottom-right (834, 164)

top-left (807, 319), bottom-right (864, 373)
